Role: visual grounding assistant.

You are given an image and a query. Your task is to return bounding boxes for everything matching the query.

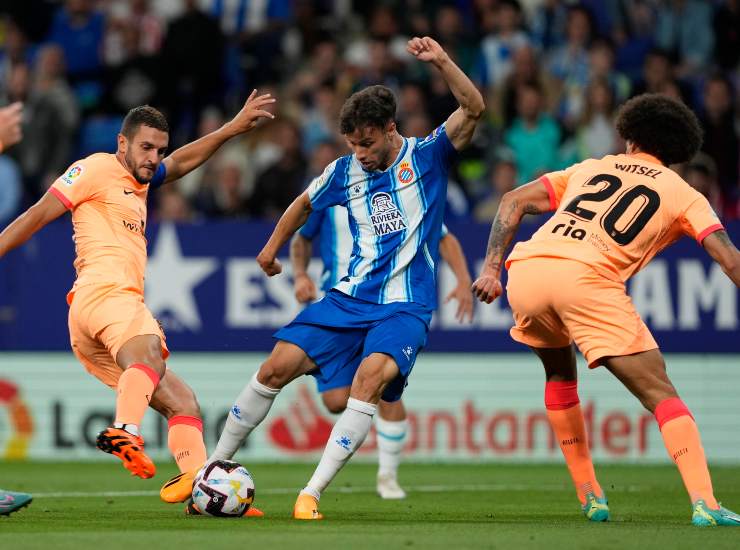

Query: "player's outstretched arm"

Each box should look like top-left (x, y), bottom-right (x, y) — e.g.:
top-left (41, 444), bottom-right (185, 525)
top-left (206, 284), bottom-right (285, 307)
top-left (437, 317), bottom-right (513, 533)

top-left (290, 233), bottom-right (318, 303)
top-left (257, 191), bottom-right (313, 277)
top-left (439, 232), bottom-right (474, 323)
top-left (702, 230), bottom-right (740, 287)
top-left (472, 179), bottom-right (552, 304)
top-left (0, 193), bottom-right (68, 259)
top-left (161, 90), bottom-right (275, 184)
top-left (406, 37), bottom-right (484, 151)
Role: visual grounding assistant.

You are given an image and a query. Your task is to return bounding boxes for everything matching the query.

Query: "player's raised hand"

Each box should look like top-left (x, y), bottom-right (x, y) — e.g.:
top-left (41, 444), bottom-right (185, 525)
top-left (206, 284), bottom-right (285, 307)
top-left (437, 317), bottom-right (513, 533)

top-left (257, 251), bottom-right (282, 277)
top-left (472, 271), bottom-right (503, 304)
top-left (445, 283), bottom-right (474, 323)
top-left (0, 102), bottom-right (23, 150)
top-left (224, 89), bottom-right (276, 136)
top-left (406, 37), bottom-right (447, 65)
top-left (294, 273), bottom-right (318, 303)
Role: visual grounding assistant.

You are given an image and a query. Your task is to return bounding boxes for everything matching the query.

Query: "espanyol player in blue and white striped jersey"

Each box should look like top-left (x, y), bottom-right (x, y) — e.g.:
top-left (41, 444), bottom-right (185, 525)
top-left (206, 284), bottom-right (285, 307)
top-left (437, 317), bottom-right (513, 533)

top-left (211, 36), bottom-right (484, 520)
top-left (291, 209), bottom-right (474, 500)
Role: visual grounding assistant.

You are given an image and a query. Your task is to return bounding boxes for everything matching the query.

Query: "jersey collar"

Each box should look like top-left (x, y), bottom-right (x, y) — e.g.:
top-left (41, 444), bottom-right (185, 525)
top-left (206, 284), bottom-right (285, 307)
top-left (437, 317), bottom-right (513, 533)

top-left (628, 152), bottom-right (664, 166)
top-left (357, 137), bottom-right (408, 174)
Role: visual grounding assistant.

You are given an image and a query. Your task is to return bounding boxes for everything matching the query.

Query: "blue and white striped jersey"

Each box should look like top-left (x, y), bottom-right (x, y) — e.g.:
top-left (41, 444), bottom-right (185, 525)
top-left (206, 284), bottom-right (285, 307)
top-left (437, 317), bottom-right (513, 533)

top-left (306, 124), bottom-right (455, 308)
top-left (299, 206), bottom-right (449, 294)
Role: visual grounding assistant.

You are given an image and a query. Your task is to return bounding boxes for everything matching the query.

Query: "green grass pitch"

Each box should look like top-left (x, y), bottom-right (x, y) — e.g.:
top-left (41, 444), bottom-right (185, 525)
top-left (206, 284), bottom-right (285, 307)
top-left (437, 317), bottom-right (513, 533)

top-left (2, 461), bottom-right (739, 548)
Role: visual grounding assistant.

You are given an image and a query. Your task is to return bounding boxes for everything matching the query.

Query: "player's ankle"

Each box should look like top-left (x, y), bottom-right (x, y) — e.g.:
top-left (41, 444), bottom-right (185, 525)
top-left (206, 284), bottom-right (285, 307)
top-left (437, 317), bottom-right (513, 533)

top-left (301, 487), bottom-right (321, 501)
top-left (113, 422), bottom-right (140, 437)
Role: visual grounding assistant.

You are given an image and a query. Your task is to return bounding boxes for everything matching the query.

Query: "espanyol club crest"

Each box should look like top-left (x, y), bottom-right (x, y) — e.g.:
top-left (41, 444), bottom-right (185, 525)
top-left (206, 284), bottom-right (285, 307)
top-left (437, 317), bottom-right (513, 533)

top-left (397, 161), bottom-right (415, 185)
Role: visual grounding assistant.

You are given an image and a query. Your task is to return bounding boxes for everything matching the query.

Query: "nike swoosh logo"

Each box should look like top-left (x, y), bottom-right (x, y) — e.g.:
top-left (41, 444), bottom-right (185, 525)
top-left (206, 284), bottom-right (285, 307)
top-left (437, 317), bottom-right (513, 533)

top-left (124, 189), bottom-right (136, 195)
top-left (0, 495), bottom-right (15, 506)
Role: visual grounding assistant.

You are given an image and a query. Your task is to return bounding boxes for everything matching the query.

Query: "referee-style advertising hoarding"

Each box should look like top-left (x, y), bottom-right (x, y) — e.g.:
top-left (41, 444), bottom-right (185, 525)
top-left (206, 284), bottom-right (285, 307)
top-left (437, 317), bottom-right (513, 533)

top-left (2, 353), bottom-right (738, 463)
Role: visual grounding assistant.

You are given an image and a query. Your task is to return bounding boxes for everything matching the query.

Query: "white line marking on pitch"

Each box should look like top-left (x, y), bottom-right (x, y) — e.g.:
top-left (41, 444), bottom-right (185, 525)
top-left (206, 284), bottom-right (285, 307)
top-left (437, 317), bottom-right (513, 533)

top-left (33, 483), bottom-right (644, 499)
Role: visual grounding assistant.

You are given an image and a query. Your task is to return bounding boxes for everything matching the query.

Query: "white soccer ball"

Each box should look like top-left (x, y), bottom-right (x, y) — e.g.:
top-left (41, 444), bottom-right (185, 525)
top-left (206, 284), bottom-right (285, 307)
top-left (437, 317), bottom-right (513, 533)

top-left (191, 460), bottom-right (255, 517)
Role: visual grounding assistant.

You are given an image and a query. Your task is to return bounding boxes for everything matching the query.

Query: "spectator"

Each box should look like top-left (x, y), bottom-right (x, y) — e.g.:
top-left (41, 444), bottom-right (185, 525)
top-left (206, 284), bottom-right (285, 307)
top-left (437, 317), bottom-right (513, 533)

top-left (713, 0), bottom-right (740, 71)
top-left (530, 0), bottom-right (570, 50)
top-left (684, 153), bottom-right (727, 218)
top-left (588, 38), bottom-right (631, 104)
top-left (0, 102), bottom-right (24, 224)
top-left (160, 0), bottom-right (225, 144)
top-left (477, 0), bottom-right (531, 90)
top-left (631, 48), bottom-right (690, 104)
top-left (474, 156), bottom-right (518, 223)
top-left (204, 0), bottom-right (292, 88)
top-left (700, 75), bottom-right (739, 201)
top-left (100, 19), bottom-right (159, 114)
top-left (571, 77), bottom-right (619, 161)
top-left (493, 44), bottom-right (557, 128)
top-left (195, 154), bottom-right (251, 219)
top-left (396, 82), bottom-right (429, 136)
top-left (249, 120), bottom-right (306, 220)
top-left (304, 140), bottom-right (342, 188)
top-left (504, 82), bottom-right (562, 185)
top-left (546, 5), bottom-right (594, 126)
top-left (156, 187), bottom-right (195, 222)
top-left (654, 0), bottom-right (714, 79)
top-left (14, 45), bottom-right (80, 196)
top-left (299, 80), bottom-right (342, 155)
top-left (47, 0), bottom-right (105, 79)
top-left (0, 19), bottom-right (35, 102)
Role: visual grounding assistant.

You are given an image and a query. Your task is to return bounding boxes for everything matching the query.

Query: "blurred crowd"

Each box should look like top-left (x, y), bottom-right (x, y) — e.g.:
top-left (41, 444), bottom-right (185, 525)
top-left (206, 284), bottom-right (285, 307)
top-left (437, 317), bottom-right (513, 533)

top-left (0, 0), bottom-right (738, 226)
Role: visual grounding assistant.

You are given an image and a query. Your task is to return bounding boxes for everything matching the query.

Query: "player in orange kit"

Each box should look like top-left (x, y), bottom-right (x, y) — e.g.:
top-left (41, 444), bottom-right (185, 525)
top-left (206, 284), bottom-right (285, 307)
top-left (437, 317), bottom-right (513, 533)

top-left (472, 94), bottom-right (740, 527)
top-left (0, 91), bottom-right (274, 514)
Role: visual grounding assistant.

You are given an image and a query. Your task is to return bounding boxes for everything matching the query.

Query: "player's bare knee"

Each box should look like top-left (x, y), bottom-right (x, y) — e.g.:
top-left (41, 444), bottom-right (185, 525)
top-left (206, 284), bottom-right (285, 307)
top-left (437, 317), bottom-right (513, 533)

top-left (323, 395), bottom-right (347, 414)
top-left (256, 360), bottom-right (290, 389)
top-left (352, 369), bottom-right (385, 403)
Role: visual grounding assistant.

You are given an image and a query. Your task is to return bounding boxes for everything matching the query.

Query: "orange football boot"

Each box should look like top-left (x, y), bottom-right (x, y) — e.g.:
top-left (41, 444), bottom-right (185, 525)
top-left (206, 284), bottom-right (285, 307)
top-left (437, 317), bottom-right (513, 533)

top-left (161, 469), bottom-right (199, 503)
top-left (293, 493), bottom-right (323, 520)
top-left (96, 427), bottom-right (156, 479)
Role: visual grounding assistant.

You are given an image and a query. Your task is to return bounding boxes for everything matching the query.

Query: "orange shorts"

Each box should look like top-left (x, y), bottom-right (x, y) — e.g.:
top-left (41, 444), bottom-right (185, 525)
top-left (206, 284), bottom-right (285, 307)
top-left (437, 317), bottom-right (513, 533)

top-left (506, 257), bottom-right (657, 367)
top-left (68, 284), bottom-right (169, 388)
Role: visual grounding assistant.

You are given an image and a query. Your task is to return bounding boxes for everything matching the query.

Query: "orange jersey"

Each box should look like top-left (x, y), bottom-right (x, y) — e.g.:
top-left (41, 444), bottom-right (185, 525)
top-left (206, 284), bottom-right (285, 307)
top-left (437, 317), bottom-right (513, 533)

top-left (49, 153), bottom-right (153, 302)
top-left (506, 152), bottom-right (723, 282)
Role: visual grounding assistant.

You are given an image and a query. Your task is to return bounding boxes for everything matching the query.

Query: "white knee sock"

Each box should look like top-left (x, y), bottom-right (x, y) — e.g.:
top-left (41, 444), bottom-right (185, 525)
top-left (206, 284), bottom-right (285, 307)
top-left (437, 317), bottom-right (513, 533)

top-left (377, 417), bottom-right (407, 477)
top-left (210, 372), bottom-right (280, 461)
top-left (302, 398), bottom-right (377, 499)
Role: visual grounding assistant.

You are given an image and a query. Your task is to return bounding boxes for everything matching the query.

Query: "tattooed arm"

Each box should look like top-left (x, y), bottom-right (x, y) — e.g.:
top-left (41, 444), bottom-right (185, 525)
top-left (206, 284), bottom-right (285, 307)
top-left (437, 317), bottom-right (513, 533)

top-left (702, 230), bottom-right (740, 287)
top-left (472, 180), bottom-right (552, 304)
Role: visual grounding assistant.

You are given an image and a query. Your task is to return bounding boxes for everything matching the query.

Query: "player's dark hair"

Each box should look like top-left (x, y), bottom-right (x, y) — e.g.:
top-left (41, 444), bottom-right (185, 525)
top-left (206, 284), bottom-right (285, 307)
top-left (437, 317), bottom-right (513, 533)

top-left (121, 105), bottom-right (169, 139)
top-left (339, 85), bottom-right (397, 134)
top-left (615, 93), bottom-right (702, 165)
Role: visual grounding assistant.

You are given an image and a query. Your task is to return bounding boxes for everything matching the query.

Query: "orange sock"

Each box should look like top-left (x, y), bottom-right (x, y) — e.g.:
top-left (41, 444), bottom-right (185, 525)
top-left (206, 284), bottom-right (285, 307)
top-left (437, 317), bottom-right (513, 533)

top-left (168, 416), bottom-right (207, 473)
top-left (115, 364), bottom-right (160, 427)
top-left (545, 381), bottom-right (602, 504)
top-left (655, 397), bottom-right (718, 508)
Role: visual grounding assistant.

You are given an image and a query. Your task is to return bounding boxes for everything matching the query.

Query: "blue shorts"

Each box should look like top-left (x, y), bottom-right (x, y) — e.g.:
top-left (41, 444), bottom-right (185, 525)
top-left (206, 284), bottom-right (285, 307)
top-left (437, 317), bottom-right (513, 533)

top-left (274, 290), bottom-right (431, 402)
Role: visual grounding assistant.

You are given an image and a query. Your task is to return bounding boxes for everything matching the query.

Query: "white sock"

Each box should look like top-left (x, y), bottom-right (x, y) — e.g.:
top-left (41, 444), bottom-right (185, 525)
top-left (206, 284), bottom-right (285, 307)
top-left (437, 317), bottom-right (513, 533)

top-left (376, 417), bottom-right (407, 478)
top-left (302, 398), bottom-right (377, 499)
top-left (210, 372), bottom-right (280, 461)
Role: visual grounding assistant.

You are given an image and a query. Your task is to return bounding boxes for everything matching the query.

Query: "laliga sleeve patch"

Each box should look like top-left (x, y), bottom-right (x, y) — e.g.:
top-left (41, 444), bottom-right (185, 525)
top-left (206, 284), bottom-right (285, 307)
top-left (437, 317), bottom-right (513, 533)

top-left (61, 164), bottom-right (84, 186)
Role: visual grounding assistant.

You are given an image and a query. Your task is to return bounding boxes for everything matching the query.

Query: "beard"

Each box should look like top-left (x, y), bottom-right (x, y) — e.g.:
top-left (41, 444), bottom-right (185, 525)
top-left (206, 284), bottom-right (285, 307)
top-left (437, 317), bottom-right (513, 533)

top-left (125, 150), bottom-right (154, 184)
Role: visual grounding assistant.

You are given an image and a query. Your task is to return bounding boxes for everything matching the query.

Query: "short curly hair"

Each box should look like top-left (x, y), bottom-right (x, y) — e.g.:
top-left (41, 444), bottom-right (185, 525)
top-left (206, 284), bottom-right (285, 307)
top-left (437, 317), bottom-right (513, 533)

top-left (339, 85), bottom-right (396, 134)
top-left (615, 94), bottom-right (702, 165)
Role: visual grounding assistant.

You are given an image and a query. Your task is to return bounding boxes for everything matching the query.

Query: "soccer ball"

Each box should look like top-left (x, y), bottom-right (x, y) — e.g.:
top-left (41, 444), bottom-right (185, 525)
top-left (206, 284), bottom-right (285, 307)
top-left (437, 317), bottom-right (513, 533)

top-left (191, 460), bottom-right (255, 517)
